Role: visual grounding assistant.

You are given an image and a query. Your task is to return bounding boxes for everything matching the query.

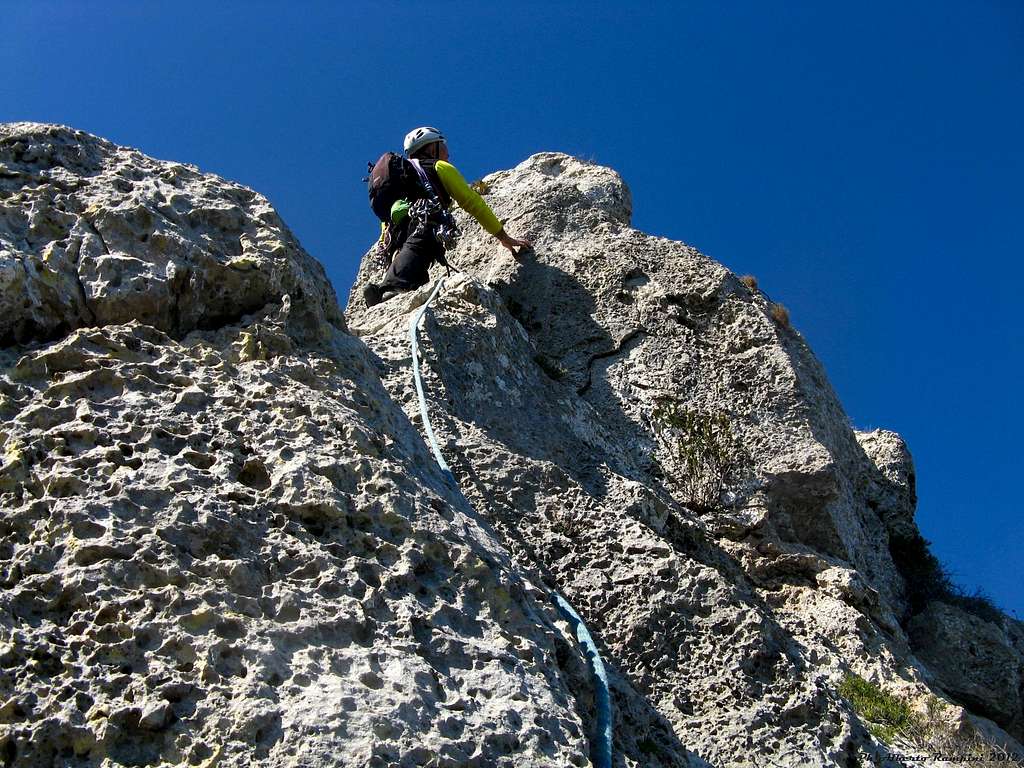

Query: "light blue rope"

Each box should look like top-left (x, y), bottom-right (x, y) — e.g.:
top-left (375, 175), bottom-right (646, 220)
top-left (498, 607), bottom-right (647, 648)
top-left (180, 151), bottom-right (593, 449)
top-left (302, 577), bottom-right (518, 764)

top-left (409, 278), bottom-right (453, 481)
top-left (552, 593), bottom-right (613, 768)
top-left (408, 278), bottom-right (613, 767)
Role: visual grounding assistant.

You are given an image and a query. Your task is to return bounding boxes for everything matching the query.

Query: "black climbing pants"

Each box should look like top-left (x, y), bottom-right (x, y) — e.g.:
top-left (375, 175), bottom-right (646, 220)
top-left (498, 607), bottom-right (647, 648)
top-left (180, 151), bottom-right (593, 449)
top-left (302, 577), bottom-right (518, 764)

top-left (380, 223), bottom-right (444, 292)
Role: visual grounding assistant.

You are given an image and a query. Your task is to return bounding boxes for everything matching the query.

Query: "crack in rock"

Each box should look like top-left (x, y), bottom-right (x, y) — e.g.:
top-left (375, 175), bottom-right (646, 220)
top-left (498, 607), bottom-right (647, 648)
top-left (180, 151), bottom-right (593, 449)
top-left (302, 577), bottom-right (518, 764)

top-left (577, 327), bottom-right (648, 395)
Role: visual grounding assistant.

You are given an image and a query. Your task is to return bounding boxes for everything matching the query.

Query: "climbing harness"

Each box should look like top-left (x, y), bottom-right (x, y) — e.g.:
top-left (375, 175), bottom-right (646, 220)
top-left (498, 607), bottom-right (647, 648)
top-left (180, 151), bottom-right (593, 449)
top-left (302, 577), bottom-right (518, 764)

top-left (408, 160), bottom-right (461, 251)
top-left (408, 278), bottom-right (613, 768)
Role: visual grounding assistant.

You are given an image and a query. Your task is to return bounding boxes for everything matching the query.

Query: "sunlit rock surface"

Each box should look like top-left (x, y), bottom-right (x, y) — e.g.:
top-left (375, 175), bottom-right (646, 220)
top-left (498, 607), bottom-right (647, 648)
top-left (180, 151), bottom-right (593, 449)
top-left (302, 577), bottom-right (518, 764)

top-left (0, 122), bottom-right (341, 346)
top-left (0, 125), bottom-right (598, 768)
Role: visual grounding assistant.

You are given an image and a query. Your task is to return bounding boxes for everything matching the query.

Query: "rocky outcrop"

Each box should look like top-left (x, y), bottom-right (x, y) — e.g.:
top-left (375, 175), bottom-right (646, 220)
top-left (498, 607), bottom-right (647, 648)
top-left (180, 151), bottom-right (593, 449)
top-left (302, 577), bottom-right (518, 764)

top-left (0, 123), bottom-right (341, 346)
top-left (855, 429), bottom-right (917, 542)
top-left (347, 153), bottom-right (1024, 763)
top-left (1, 125), bottom-right (1021, 766)
top-left (908, 603), bottom-right (1024, 737)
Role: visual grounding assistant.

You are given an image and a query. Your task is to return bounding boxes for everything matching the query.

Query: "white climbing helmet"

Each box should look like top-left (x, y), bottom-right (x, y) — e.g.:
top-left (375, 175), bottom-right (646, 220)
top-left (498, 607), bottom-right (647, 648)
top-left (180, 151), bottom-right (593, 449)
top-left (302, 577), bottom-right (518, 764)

top-left (403, 126), bottom-right (445, 156)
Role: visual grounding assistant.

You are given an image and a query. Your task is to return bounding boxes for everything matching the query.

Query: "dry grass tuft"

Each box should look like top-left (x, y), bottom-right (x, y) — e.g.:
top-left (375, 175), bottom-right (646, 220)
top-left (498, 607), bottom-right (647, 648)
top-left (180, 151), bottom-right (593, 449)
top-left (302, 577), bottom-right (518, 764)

top-left (739, 274), bottom-right (758, 292)
top-left (770, 302), bottom-right (791, 329)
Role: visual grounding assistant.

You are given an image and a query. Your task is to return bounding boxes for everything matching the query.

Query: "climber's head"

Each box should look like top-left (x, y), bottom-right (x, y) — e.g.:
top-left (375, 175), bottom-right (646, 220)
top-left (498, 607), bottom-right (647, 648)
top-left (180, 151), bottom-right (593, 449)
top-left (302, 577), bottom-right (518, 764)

top-left (403, 126), bottom-right (448, 161)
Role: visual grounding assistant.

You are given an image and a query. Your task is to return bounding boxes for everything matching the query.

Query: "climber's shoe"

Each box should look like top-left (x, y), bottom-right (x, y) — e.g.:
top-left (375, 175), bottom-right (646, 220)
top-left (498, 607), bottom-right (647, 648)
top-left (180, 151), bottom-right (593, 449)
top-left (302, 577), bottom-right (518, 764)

top-left (363, 282), bottom-right (383, 307)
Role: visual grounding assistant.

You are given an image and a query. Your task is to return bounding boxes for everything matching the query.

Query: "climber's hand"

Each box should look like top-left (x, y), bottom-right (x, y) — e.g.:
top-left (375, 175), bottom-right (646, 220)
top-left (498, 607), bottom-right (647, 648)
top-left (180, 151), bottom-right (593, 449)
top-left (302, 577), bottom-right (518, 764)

top-left (497, 230), bottom-right (532, 257)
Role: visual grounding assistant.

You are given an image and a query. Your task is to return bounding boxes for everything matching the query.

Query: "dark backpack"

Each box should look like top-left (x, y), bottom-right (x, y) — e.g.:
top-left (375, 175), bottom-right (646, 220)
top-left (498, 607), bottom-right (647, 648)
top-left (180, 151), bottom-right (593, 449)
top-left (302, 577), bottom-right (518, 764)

top-left (366, 152), bottom-right (426, 224)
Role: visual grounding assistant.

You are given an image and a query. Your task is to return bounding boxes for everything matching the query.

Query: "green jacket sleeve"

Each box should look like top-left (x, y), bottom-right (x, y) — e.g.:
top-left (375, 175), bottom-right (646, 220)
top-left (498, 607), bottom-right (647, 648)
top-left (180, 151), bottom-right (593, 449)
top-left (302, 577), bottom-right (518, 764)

top-left (434, 160), bottom-right (503, 235)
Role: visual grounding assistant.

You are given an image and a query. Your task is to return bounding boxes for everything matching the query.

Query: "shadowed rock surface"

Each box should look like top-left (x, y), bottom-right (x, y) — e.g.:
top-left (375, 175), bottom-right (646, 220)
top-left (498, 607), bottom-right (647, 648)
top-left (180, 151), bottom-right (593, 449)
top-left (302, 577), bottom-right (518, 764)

top-left (2, 125), bottom-right (1021, 766)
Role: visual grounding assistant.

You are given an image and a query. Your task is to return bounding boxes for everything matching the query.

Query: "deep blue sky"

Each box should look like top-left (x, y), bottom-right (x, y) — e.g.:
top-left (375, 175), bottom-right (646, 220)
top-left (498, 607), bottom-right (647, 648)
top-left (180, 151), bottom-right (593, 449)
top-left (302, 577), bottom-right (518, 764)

top-left (3, 2), bottom-right (1022, 616)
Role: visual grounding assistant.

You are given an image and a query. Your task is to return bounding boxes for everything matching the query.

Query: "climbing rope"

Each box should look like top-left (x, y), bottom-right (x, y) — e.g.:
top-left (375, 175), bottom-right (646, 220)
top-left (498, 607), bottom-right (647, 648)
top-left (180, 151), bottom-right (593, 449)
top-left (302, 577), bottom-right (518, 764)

top-left (408, 277), bottom-right (613, 768)
top-left (409, 278), bottom-right (455, 483)
top-left (551, 594), bottom-right (613, 768)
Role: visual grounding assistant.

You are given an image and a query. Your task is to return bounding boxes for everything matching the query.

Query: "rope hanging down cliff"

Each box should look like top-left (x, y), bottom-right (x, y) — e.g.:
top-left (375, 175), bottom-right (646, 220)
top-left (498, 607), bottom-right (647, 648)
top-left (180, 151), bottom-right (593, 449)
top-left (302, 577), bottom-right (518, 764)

top-left (408, 277), bottom-right (613, 768)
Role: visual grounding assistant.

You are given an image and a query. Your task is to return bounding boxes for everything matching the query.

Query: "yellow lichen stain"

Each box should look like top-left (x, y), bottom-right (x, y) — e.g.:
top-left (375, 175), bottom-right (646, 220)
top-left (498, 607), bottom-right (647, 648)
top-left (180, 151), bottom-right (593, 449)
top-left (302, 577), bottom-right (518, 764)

top-left (148, 231), bottom-right (169, 254)
top-left (198, 659), bottom-right (220, 684)
top-left (0, 697), bottom-right (22, 724)
top-left (3, 439), bottom-right (24, 468)
top-left (489, 585), bottom-right (513, 612)
top-left (196, 744), bottom-right (224, 768)
top-left (182, 609), bottom-right (217, 633)
top-left (459, 554), bottom-right (490, 580)
top-left (102, 647), bottom-right (128, 665)
top-left (234, 331), bottom-right (257, 362)
top-left (226, 256), bottom-right (257, 271)
top-left (71, 729), bottom-right (97, 757)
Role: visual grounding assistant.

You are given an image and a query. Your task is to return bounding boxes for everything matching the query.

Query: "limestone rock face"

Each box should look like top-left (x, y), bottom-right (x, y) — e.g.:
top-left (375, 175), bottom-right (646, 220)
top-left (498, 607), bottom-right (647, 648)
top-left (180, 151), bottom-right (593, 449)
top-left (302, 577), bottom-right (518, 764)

top-left (350, 154), bottom-right (914, 610)
top-left (3, 127), bottom-right (1022, 767)
top-left (855, 429), bottom-right (917, 541)
top-left (908, 603), bottom-right (1024, 737)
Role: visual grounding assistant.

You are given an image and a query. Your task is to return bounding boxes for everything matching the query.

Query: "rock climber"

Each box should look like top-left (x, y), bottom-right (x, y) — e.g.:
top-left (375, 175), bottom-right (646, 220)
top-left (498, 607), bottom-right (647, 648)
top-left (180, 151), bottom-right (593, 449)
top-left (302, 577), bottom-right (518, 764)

top-left (363, 126), bottom-right (531, 307)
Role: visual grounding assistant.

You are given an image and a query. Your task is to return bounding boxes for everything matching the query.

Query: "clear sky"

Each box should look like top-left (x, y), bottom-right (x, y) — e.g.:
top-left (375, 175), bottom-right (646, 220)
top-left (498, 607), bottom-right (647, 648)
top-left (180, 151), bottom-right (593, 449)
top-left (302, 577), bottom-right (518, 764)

top-left (3, 1), bottom-right (1022, 616)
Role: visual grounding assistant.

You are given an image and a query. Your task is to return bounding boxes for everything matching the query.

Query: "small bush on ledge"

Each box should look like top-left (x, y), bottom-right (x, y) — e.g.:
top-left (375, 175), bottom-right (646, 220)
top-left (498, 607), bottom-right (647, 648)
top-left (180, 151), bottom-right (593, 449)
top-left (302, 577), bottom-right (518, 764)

top-left (770, 302), bottom-right (791, 329)
top-left (838, 674), bottom-right (1020, 765)
top-left (888, 532), bottom-right (1002, 625)
top-left (651, 399), bottom-right (749, 513)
